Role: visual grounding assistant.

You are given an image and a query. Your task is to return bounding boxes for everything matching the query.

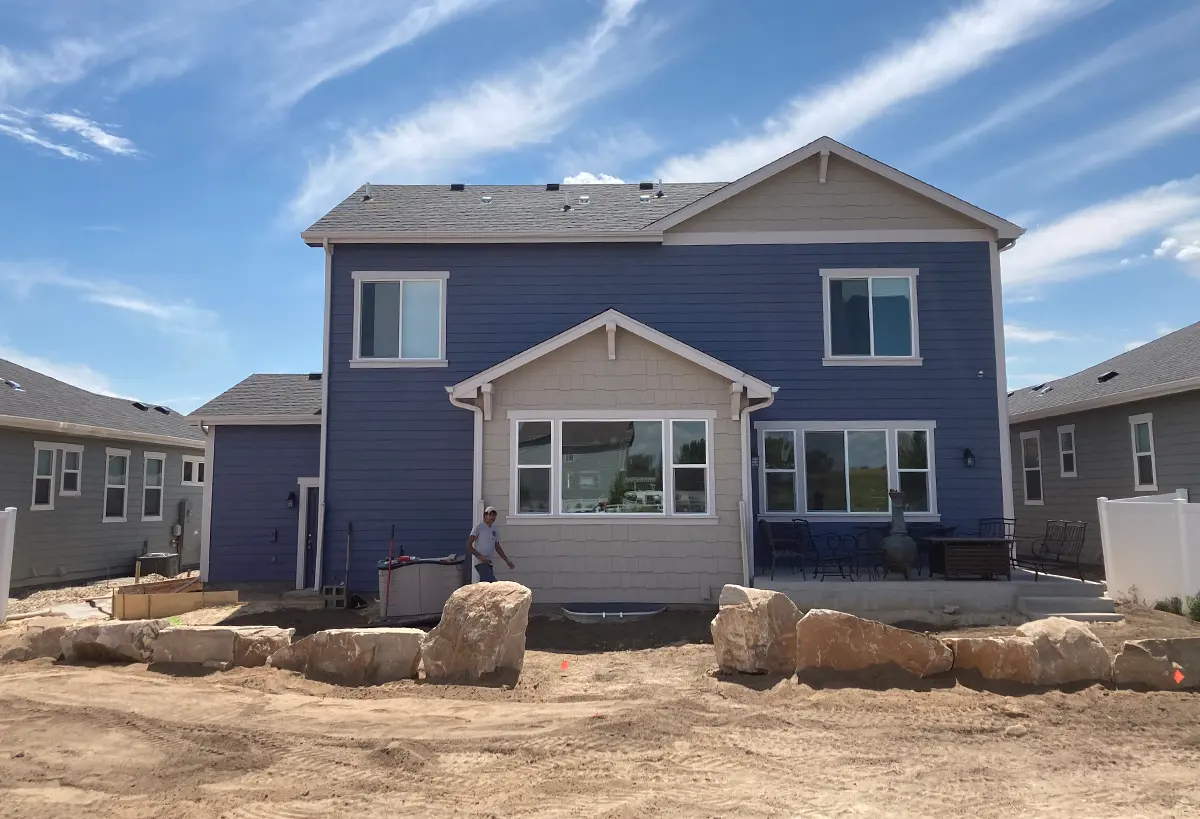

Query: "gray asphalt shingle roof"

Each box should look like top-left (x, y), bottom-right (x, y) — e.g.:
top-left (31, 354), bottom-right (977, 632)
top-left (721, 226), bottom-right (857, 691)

top-left (1008, 321), bottom-right (1200, 418)
top-left (189, 374), bottom-right (323, 419)
top-left (0, 357), bottom-right (204, 443)
top-left (302, 182), bottom-right (728, 240)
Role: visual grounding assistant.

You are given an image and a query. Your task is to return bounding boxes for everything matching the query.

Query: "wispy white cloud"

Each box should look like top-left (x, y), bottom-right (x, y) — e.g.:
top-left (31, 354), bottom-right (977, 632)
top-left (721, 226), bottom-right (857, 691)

top-left (1152, 221), bottom-right (1200, 274)
top-left (656, 0), bottom-right (1105, 181)
top-left (553, 125), bottom-right (659, 182)
top-left (1002, 176), bottom-right (1200, 286)
top-left (43, 112), bottom-right (137, 155)
top-left (0, 112), bottom-right (91, 160)
top-left (290, 0), bottom-right (656, 222)
top-left (0, 39), bottom-right (107, 102)
top-left (563, 172), bottom-right (626, 184)
top-left (989, 82), bottom-right (1200, 187)
top-left (1155, 323), bottom-right (1181, 336)
top-left (1005, 323), bottom-right (1071, 343)
top-left (914, 5), bottom-right (1200, 166)
top-left (0, 344), bottom-right (127, 398)
top-left (1122, 340), bottom-right (1147, 351)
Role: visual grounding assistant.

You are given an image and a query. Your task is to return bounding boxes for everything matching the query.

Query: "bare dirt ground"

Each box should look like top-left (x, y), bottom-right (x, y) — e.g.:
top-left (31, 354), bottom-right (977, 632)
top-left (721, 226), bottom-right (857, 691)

top-left (2, 606), bottom-right (1200, 818)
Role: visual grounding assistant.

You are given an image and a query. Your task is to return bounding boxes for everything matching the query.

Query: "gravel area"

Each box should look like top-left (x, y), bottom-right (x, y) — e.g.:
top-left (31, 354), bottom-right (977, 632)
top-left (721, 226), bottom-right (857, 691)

top-left (5, 572), bottom-right (199, 617)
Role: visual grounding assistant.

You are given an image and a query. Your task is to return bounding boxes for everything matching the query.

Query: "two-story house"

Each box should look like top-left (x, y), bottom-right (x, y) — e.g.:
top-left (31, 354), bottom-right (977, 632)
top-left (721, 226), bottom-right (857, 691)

top-left (193, 136), bottom-right (1024, 605)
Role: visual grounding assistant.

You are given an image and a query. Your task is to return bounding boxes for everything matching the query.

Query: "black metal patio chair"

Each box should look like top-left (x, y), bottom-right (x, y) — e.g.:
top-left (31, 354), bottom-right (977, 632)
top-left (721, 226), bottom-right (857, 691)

top-left (1014, 520), bottom-right (1088, 580)
top-left (792, 519), bottom-right (855, 581)
top-left (853, 525), bottom-right (888, 580)
top-left (760, 519), bottom-right (806, 579)
top-left (908, 523), bottom-right (958, 577)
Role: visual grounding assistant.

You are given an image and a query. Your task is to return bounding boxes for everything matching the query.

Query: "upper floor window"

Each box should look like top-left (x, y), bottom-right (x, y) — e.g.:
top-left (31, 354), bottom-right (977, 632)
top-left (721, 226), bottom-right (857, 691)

top-left (351, 271), bottom-right (448, 367)
top-left (1129, 413), bottom-right (1157, 491)
top-left (182, 457), bottom-right (205, 486)
top-left (820, 269), bottom-right (920, 365)
top-left (1057, 424), bottom-right (1076, 478)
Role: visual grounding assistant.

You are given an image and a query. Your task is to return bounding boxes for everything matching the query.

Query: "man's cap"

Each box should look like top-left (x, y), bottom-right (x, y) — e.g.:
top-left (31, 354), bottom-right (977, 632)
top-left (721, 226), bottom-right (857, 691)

top-left (484, 506), bottom-right (498, 515)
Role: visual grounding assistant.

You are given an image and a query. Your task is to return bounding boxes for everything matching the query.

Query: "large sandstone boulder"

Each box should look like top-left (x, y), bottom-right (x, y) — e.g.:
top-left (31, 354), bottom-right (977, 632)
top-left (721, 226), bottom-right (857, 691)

top-left (421, 581), bottom-right (531, 683)
top-left (0, 617), bottom-right (72, 662)
top-left (266, 628), bottom-right (423, 685)
top-left (795, 609), bottom-right (952, 678)
top-left (945, 636), bottom-right (1039, 684)
top-left (1112, 637), bottom-right (1200, 690)
top-left (151, 626), bottom-right (294, 668)
top-left (711, 585), bottom-right (800, 674)
top-left (60, 619), bottom-right (168, 663)
top-left (1013, 617), bottom-right (1111, 684)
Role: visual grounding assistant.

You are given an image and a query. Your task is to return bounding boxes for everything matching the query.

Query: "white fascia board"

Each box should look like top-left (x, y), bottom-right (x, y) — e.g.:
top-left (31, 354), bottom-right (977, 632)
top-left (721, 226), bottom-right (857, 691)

top-left (449, 309), bottom-right (776, 400)
top-left (649, 136), bottom-right (1024, 241)
top-left (1009, 377), bottom-right (1200, 424)
top-left (0, 414), bottom-right (205, 450)
top-left (189, 415), bottom-right (322, 426)
top-left (301, 230), bottom-right (662, 245)
top-left (664, 229), bottom-right (996, 245)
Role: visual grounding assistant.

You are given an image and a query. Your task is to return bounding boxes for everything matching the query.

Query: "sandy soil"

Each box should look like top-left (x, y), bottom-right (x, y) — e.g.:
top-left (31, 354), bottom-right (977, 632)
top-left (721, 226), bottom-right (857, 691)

top-left (2, 608), bottom-right (1199, 818)
top-left (5, 572), bottom-right (200, 617)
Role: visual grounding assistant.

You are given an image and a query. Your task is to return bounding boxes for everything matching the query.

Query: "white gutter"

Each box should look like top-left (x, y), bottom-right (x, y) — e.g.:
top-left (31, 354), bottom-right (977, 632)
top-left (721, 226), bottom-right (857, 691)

top-left (446, 387), bottom-right (484, 585)
top-left (739, 386), bottom-right (778, 587)
top-left (0, 414), bottom-right (205, 450)
top-left (301, 230), bottom-right (662, 245)
top-left (1010, 375), bottom-right (1200, 424)
top-left (990, 240), bottom-right (1014, 520)
top-left (190, 415), bottom-right (320, 426)
top-left (313, 239), bottom-right (333, 591)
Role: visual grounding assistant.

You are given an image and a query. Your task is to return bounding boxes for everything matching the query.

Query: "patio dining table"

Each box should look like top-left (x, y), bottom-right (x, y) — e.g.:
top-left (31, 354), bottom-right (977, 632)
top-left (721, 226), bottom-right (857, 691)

top-left (924, 536), bottom-right (1012, 580)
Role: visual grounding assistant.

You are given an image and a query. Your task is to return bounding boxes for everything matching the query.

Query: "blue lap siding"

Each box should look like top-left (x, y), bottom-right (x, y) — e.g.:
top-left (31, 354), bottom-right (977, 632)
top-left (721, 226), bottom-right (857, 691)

top-left (209, 424), bottom-right (321, 584)
top-left (322, 242), bottom-right (1002, 588)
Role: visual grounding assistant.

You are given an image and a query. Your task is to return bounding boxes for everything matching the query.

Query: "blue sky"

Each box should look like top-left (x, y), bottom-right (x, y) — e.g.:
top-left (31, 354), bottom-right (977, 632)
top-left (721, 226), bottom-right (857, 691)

top-left (1, 0), bottom-right (1198, 411)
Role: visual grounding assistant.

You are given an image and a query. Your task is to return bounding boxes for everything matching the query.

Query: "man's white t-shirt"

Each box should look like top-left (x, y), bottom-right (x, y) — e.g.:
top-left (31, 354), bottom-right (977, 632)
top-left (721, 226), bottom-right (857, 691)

top-left (471, 521), bottom-right (499, 559)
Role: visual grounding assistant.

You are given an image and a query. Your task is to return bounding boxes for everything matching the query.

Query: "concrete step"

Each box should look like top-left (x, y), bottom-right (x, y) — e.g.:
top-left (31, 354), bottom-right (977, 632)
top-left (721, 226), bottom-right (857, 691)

top-left (1021, 610), bottom-right (1125, 623)
top-left (1018, 595), bottom-right (1116, 615)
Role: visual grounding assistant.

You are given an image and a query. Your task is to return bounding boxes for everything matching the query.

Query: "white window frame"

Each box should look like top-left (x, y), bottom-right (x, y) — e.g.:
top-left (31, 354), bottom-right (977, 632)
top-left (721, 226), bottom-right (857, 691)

top-left (1057, 424), bottom-right (1077, 478)
top-left (103, 447), bottom-right (131, 523)
top-left (182, 456), bottom-right (205, 486)
top-left (31, 442), bottom-right (58, 511)
top-left (1020, 431), bottom-right (1043, 506)
top-left (350, 271), bottom-right (449, 368)
top-left (756, 420), bottom-right (939, 522)
top-left (1128, 413), bottom-right (1158, 492)
top-left (761, 429), bottom-right (799, 513)
top-left (820, 268), bottom-right (922, 366)
top-left (59, 444), bottom-right (84, 497)
top-left (142, 452), bottom-right (166, 522)
top-left (506, 410), bottom-right (718, 524)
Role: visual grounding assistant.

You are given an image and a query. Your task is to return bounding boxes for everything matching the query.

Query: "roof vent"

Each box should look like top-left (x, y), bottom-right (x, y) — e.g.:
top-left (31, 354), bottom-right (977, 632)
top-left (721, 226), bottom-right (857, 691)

top-left (132, 401), bottom-right (149, 411)
top-left (2, 378), bottom-right (23, 392)
top-left (545, 183), bottom-right (560, 192)
top-left (449, 183), bottom-right (465, 192)
top-left (638, 181), bottom-right (654, 190)
top-left (361, 182), bottom-right (373, 202)
top-left (307, 373), bottom-right (322, 381)
top-left (1097, 370), bottom-right (1119, 383)
top-left (480, 194), bottom-right (493, 204)
top-left (153, 405), bottom-right (170, 415)
top-left (562, 203), bottom-right (572, 212)
top-left (1006, 390), bottom-right (1015, 397)
top-left (1030, 384), bottom-right (1053, 395)
top-left (577, 194), bottom-right (590, 204)
top-left (655, 189), bottom-right (665, 198)
top-left (639, 193), bottom-right (651, 203)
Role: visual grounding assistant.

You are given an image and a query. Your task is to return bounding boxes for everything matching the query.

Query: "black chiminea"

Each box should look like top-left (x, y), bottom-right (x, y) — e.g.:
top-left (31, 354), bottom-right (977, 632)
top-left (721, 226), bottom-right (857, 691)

top-left (880, 489), bottom-right (918, 579)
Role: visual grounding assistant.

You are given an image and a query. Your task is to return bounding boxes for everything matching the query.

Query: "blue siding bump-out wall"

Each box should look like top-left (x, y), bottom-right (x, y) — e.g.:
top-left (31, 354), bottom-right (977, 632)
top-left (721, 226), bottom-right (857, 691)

top-left (322, 242), bottom-right (1003, 589)
top-left (209, 424), bottom-right (321, 584)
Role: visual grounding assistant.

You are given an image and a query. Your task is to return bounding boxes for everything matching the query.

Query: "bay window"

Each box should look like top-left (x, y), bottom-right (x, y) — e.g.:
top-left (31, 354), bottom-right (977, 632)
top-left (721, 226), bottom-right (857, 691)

top-left (351, 271), bottom-right (447, 366)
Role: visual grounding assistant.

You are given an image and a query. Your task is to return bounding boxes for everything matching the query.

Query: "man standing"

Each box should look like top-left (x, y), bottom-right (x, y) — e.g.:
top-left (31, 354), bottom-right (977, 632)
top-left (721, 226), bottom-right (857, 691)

top-left (467, 506), bottom-right (514, 582)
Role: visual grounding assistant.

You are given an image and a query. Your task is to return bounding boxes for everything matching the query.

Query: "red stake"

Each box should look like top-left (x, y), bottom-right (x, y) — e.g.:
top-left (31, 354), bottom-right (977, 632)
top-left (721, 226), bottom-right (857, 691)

top-left (384, 524), bottom-right (395, 618)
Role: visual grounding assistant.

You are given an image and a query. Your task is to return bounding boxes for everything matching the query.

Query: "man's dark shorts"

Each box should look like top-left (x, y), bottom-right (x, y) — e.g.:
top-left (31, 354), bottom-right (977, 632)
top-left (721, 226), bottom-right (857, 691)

top-left (476, 562), bottom-right (496, 582)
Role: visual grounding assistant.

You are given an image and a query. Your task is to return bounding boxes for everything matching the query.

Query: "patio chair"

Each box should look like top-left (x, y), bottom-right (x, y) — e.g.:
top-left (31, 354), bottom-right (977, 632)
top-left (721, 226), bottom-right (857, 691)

top-left (759, 519), bottom-right (806, 580)
top-left (853, 525), bottom-right (888, 580)
top-left (908, 523), bottom-right (957, 577)
top-left (792, 519), bottom-right (855, 581)
top-left (1014, 520), bottom-right (1087, 580)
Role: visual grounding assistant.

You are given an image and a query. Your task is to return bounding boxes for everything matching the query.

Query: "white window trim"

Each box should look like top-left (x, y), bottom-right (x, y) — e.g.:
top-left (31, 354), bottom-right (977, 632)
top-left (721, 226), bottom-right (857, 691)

top-left (31, 441), bottom-right (59, 511)
top-left (58, 443), bottom-right (84, 497)
top-left (1057, 424), bottom-right (1077, 478)
top-left (103, 447), bottom-right (131, 523)
top-left (820, 268), bottom-right (922, 366)
top-left (755, 420), bottom-right (939, 522)
top-left (1128, 413), bottom-right (1159, 492)
top-left (142, 451), bottom-right (166, 522)
top-left (1020, 431), bottom-right (1043, 506)
top-left (350, 270), bottom-right (449, 367)
top-left (182, 456), bottom-right (205, 487)
top-left (762, 429), bottom-right (799, 513)
top-left (507, 411), bottom-right (717, 524)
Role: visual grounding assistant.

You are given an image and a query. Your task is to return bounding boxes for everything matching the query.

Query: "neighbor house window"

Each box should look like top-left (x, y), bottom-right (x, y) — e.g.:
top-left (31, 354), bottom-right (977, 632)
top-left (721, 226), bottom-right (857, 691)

top-left (1020, 431), bottom-right (1043, 505)
top-left (182, 457), bottom-right (205, 486)
top-left (510, 415), bottom-right (713, 518)
top-left (104, 448), bottom-right (130, 522)
top-left (1129, 413), bottom-right (1157, 491)
top-left (60, 446), bottom-right (83, 496)
top-left (758, 422), bottom-right (937, 517)
top-left (351, 271), bottom-right (448, 365)
top-left (143, 453), bottom-right (165, 521)
top-left (1058, 424), bottom-right (1077, 478)
top-left (31, 444), bottom-right (56, 510)
top-left (821, 269), bottom-right (920, 363)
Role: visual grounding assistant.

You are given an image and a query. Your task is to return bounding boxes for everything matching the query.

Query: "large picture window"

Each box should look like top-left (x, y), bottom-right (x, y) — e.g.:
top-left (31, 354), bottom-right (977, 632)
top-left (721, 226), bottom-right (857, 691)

top-left (758, 422), bottom-right (937, 517)
top-left (352, 271), bottom-right (447, 366)
top-left (821, 269), bottom-right (920, 364)
top-left (510, 415), bottom-right (712, 518)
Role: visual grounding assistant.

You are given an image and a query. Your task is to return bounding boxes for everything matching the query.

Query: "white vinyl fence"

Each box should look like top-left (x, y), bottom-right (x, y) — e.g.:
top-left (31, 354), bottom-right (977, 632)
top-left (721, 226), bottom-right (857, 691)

top-left (0, 507), bottom-right (15, 623)
top-left (1097, 491), bottom-right (1199, 603)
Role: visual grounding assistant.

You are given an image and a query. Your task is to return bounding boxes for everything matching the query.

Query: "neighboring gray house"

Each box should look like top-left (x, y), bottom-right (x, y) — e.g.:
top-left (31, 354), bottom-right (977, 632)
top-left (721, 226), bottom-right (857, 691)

top-left (0, 358), bottom-right (206, 589)
top-left (1008, 322), bottom-right (1200, 568)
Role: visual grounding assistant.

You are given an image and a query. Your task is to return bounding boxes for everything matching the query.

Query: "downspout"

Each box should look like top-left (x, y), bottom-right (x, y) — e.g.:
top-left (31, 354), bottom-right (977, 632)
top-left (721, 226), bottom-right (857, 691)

top-left (739, 387), bottom-right (778, 587)
top-left (446, 387), bottom-right (483, 584)
top-left (199, 423), bottom-right (214, 583)
top-left (313, 239), bottom-right (333, 590)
